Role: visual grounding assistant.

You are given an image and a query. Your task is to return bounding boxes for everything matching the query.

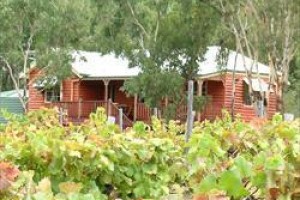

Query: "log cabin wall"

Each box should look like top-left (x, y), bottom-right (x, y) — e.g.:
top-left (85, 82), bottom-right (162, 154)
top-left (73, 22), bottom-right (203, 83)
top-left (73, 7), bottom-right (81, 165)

top-left (61, 79), bottom-right (72, 101)
top-left (205, 80), bottom-right (225, 105)
top-left (28, 69), bottom-right (81, 110)
top-left (112, 80), bottom-right (134, 106)
top-left (28, 69), bottom-right (46, 110)
top-left (266, 87), bottom-right (277, 118)
top-left (28, 69), bottom-right (277, 122)
top-left (78, 80), bottom-right (104, 101)
top-left (201, 80), bottom-right (225, 120)
top-left (224, 74), bottom-right (277, 121)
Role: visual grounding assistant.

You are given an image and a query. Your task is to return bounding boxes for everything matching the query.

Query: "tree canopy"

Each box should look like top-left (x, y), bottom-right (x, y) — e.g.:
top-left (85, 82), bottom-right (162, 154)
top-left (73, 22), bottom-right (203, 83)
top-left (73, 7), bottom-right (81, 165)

top-left (0, 0), bottom-right (94, 108)
top-left (91, 0), bottom-right (222, 108)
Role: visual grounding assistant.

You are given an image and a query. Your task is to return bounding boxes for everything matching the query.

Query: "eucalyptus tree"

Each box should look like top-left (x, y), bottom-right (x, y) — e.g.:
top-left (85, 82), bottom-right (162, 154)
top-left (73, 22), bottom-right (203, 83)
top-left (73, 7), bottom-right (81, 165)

top-left (0, 0), bottom-right (94, 110)
top-left (284, 49), bottom-right (300, 117)
top-left (210, 0), bottom-right (299, 114)
top-left (262, 0), bottom-right (299, 113)
top-left (91, 0), bottom-right (221, 116)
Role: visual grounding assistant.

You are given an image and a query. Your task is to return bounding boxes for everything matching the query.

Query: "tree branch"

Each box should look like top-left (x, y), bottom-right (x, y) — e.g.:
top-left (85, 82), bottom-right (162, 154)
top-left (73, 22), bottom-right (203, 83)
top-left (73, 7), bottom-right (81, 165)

top-left (154, 12), bottom-right (160, 43)
top-left (126, 1), bottom-right (150, 39)
top-left (23, 34), bottom-right (33, 74)
top-left (0, 57), bottom-right (26, 111)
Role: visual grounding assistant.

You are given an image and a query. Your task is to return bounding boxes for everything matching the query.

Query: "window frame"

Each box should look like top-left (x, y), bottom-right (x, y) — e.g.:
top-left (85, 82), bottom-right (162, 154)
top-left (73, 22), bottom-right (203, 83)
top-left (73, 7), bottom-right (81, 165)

top-left (44, 87), bottom-right (61, 103)
top-left (243, 81), bottom-right (252, 106)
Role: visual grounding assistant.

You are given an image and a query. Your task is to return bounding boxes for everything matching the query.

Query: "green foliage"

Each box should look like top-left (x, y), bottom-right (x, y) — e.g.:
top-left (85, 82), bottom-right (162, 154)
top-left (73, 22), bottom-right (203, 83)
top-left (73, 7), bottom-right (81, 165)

top-left (0, 108), bottom-right (186, 199)
top-left (284, 50), bottom-right (300, 117)
top-left (1, 108), bottom-right (299, 199)
top-left (123, 70), bottom-right (184, 108)
top-left (0, 0), bottom-right (94, 89)
top-left (193, 95), bottom-right (211, 112)
top-left (187, 112), bottom-right (300, 199)
top-left (93, 0), bottom-right (222, 110)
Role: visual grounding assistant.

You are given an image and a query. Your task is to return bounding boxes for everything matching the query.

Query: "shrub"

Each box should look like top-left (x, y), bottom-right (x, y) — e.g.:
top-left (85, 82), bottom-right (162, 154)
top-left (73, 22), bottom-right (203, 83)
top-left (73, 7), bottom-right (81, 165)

top-left (187, 113), bottom-right (300, 199)
top-left (0, 108), bottom-right (186, 199)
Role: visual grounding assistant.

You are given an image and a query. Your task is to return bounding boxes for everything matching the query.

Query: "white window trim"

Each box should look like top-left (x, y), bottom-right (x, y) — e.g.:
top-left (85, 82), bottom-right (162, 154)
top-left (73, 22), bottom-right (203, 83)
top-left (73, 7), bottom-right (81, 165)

top-left (44, 83), bottom-right (62, 103)
top-left (243, 81), bottom-right (253, 106)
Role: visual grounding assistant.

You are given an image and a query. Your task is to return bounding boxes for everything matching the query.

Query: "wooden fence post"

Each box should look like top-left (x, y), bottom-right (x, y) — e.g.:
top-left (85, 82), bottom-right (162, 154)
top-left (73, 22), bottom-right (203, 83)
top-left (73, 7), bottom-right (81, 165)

top-left (119, 108), bottom-right (123, 131)
top-left (108, 98), bottom-right (112, 116)
top-left (153, 107), bottom-right (158, 117)
top-left (133, 94), bottom-right (138, 122)
top-left (197, 80), bottom-right (203, 121)
top-left (186, 80), bottom-right (194, 142)
top-left (78, 98), bottom-right (82, 119)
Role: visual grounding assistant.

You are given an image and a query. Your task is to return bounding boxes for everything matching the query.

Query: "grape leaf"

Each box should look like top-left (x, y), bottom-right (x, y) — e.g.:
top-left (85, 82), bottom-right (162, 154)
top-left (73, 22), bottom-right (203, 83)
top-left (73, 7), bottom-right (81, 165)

top-left (219, 170), bottom-right (248, 198)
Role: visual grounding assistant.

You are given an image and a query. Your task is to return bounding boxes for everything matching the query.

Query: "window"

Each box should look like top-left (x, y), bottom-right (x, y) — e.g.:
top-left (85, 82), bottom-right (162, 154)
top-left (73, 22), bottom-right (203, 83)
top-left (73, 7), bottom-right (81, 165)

top-left (45, 87), bottom-right (61, 102)
top-left (202, 81), bottom-right (208, 96)
top-left (243, 81), bottom-right (252, 105)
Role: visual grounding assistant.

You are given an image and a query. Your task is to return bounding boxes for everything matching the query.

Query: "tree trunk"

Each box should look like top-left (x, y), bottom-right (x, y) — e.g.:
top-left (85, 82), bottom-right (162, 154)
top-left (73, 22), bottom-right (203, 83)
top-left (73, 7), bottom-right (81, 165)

top-left (231, 48), bottom-right (239, 121)
top-left (1, 60), bottom-right (27, 111)
top-left (276, 82), bottom-right (288, 114)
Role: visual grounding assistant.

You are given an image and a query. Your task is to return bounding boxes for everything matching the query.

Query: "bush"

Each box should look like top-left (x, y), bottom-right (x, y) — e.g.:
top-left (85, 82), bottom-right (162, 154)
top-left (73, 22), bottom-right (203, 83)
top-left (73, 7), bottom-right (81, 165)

top-left (0, 108), bottom-right (186, 199)
top-left (187, 112), bottom-right (300, 199)
top-left (1, 108), bottom-right (299, 199)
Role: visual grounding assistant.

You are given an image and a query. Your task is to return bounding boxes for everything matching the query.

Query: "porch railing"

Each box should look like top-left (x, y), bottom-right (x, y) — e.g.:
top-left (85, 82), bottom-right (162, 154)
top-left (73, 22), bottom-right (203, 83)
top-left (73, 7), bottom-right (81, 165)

top-left (201, 103), bottom-right (224, 121)
top-left (46, 100), bottom-right (133, 127)
top-left (136, 103), bottom-right (151, 122)
top-left (47, 101), bottom-right (107, 120)
top-left (107, 101), bottom-right (133, 128)
top-left (157, 103), bottom-right (224, 122)
top-left (46, 100), bottom-right (224, 126)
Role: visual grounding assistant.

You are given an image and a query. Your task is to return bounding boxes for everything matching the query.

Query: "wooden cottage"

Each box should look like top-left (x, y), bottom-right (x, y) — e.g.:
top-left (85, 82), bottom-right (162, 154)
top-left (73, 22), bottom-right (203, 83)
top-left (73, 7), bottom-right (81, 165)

top-left (28, 46), bottom-right (277, 126)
